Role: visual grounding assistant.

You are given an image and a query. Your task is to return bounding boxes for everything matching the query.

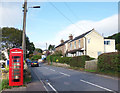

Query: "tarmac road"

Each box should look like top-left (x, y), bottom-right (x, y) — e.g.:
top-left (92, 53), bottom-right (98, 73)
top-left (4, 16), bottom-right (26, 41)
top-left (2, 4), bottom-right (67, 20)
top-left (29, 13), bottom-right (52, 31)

top-left (29, 63), bottom-right (119, 93)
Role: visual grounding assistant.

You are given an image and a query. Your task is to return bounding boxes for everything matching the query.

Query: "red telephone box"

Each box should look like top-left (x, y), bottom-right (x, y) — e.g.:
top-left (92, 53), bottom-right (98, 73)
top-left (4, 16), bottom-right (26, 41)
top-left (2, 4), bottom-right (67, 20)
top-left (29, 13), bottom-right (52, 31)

top-left (9, 48), bottom-right (23, 86)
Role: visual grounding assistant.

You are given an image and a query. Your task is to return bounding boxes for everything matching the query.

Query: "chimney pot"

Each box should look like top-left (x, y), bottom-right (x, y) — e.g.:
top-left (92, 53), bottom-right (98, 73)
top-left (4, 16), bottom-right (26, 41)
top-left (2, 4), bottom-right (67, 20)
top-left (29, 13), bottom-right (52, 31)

top-left (69, 34), bottom-right (73, 40)
top-left (61, 39), bottom-right (64, 43)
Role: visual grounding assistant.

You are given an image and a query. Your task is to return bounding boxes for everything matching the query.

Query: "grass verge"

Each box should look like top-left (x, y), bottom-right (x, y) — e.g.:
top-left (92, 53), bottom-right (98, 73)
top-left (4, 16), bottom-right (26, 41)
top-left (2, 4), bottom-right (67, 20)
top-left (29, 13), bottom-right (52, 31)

top-left (0, 68), bottom-right (31, 91)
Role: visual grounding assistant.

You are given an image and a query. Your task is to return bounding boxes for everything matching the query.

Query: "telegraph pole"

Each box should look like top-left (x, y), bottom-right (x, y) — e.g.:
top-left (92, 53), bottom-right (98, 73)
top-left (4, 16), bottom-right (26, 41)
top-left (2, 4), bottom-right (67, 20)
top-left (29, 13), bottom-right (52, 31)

top-left (46, 43), bottom-right (47, 50)
top-left (22, 0), bottom-right (27, 60)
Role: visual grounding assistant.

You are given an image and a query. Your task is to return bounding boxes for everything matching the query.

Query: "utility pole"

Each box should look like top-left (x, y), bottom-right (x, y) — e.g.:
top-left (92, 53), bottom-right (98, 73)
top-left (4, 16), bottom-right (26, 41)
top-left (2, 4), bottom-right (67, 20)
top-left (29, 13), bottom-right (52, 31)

top-left (46, 43), bottom-right (47, 50)
top-left (22, 0), bottom-right (27, 60)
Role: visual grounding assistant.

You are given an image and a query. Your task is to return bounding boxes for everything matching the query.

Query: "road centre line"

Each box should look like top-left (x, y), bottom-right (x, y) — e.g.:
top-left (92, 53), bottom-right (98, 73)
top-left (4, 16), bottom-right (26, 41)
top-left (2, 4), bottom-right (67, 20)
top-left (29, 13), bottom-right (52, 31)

top-left (50, 69), bottom-right (55, 72)
top-left (60, 72), bottom-right (70, 77)
top-left (80, 79), bottom-right (114, 92)
top-left (44, 67), bottom-right (48, 69)
top-left (47, 82), bottom-right (57, 93)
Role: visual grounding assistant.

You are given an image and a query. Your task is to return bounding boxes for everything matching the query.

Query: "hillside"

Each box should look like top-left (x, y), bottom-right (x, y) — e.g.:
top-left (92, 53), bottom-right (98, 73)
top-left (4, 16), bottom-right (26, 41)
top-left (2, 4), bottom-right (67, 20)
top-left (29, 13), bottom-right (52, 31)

top-left (105, 32), bottom-right (120, 51)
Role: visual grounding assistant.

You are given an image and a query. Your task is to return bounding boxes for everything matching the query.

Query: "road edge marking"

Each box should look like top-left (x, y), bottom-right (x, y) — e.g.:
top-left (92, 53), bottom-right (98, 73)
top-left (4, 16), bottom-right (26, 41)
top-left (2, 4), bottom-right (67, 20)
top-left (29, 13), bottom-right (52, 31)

top-left (80, 79), bottom-right (115, 92)
top-left (31, 67), bottom-right (48, 92)
top-left (47, 82), bottom-right (57, 93)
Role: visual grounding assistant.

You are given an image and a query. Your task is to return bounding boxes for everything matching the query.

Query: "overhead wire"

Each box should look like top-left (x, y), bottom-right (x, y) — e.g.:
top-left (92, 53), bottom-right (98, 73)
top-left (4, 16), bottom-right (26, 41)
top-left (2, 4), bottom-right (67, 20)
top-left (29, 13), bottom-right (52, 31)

top-left (64, 2), bottom-right (94, 31)
top-left (47, 1), bottom-right (85, 32)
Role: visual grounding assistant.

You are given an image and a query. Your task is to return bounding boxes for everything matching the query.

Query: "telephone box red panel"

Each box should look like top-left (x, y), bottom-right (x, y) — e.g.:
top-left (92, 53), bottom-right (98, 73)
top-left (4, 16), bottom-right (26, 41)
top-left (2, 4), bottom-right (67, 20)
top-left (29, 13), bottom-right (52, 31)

top-left (9, 48), bottom-right (23, 86)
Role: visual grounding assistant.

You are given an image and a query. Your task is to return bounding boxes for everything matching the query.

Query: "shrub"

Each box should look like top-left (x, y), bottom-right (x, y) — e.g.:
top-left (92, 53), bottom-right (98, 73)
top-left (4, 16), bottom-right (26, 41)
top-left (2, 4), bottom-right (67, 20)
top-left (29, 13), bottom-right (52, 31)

top-left (98, 52), bottom-right (120, 72)
top-left (59, 57), bottom-right (72, 64)
top-left (52, 51), bottom-right (63, 56)
top-left (31, 55), bottom-right (41, 61)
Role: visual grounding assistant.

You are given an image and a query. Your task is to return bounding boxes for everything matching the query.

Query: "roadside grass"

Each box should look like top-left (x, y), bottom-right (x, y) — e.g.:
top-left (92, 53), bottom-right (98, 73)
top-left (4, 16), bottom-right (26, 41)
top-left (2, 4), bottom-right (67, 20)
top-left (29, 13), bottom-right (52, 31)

top-left (96, 71), bottom-right (120, 78)
top-left (0, 79), bottom-right (12, 90)
top-left (85, 69), bottom-right (97, 73)
top-left (0, 68), bottom-right (31, 91)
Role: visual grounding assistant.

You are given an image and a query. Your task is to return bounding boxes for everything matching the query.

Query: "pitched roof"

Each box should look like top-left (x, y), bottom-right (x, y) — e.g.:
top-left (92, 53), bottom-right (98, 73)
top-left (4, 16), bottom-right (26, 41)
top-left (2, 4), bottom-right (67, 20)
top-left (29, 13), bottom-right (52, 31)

top-left (55, 40), bottom-right (69, 48)
top-left (70, 30), bottom-right (92, 42)
top-left (55, 29), bottom-right (93, 48)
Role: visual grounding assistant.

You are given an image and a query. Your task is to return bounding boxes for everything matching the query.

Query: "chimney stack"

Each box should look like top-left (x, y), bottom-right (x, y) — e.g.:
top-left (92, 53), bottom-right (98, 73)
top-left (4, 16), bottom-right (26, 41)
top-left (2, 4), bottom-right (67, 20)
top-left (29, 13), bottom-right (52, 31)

top-left (69, 34), bottom-right (73, 40)
top-left (60, 39), bottom-right (64, 43)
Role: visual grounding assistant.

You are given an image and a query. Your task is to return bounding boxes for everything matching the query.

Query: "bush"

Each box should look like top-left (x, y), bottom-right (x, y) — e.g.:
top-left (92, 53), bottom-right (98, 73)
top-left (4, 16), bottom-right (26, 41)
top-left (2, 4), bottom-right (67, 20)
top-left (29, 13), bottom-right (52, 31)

top-left (98, 52), bottom-right (120, 72)
top-left (31, 55), bottom-right (41, 61)
top-left (59, 57), bottom-right (72, 64)
top-left (70, 55), bottom-right (92, 68)
top-left (52, 51), bottom-right (63, 56)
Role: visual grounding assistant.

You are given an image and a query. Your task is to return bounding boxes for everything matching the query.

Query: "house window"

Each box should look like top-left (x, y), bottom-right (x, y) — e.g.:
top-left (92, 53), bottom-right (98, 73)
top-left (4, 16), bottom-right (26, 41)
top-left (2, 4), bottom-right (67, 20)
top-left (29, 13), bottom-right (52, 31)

top-left (104, 41), bottom-right (110, 45)
top-left (88, 38), bottom-right (90, 44)
top-left (70, 43), bottom-right (72, 50)
top-left (79, 40), bottom-right (80, 48)
top-left (74, 41), bottom-right (76, 49)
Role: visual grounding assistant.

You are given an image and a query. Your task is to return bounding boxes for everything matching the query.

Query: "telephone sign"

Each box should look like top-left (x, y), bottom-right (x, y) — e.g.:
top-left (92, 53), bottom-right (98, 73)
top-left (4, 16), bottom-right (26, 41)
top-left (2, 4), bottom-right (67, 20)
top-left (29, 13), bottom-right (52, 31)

top-left (9, 48), bottom-right (23, 86)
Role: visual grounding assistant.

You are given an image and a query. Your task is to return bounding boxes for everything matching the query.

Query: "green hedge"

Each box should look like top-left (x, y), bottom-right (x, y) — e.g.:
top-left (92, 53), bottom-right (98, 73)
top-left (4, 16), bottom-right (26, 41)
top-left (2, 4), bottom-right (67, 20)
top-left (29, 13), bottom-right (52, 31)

top-left (47, 55), bottom-right (94, 68)
top-left (59, 57), bottom-right (72, 64)
top-left (47, 55), bottom-right (70, 64)
top-left (98, 52), bottom-right (120, 72)
top-left (69, 55), bottom-right (93, 68)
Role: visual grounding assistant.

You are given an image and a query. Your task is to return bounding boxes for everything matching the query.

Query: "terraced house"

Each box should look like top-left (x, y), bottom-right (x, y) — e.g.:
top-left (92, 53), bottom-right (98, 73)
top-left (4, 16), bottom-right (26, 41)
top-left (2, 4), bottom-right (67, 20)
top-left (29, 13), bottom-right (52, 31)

top-left (55, 29), bottom-right (115, 58)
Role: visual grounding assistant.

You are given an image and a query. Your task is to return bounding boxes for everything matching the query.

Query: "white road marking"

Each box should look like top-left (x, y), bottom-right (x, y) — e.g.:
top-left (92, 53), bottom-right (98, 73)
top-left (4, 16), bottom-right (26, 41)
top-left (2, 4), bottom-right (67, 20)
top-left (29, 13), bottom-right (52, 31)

top-left (60, 72), bottom-right (70, 77)
top-left (31, 68), bottom-right (48, 91)
top-left (47, 82), bottom-right (57, 92)
top-left (50, 69), bottom-right (55, 72)
top-left (80, 79), bottom-right (114, 92)
top-left (44, 67), bottom-right (48, 69)
top-left (40, 80), bottom-right (48, 92)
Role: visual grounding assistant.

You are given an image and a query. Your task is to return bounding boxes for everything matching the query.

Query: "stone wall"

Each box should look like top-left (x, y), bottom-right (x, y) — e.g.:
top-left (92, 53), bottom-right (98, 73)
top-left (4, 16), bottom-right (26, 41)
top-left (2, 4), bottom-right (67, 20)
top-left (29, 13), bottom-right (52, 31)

top-left (85, 59), bottom-right (97, 70)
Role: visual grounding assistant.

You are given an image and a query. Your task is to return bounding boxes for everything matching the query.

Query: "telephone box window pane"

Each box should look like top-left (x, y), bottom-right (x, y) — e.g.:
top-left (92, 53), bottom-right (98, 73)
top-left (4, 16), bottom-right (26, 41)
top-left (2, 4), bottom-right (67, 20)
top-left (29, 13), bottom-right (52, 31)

top-left (12, 56), bottom-right (20, 59)
top-left (14, 66), bottom-right (21, 68)
top-left (13, 56), bottom-right (21, 62)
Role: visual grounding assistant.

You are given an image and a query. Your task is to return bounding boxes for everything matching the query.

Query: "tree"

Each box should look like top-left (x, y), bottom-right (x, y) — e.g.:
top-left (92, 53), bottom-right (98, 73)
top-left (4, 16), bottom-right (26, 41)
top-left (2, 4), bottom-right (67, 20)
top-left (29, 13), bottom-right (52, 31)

top-left (35, 48), bottom-right (43, 53)
top-left (26, 37), bottom-right (35, 57)
top-left (2, 27), bottom-right (22, 48)
top-left (105, 32), bottom-right (120, 51)
top-left (106, 32), bottom-right (120, 45)
top-left (116, 44), bottom-right (120, 51)
top-left (48, 44), bottom-right (55, 51)
top-left (31, 55), bottom-right (41, 61)
top-left (2, 27), bottom-right (35, 57)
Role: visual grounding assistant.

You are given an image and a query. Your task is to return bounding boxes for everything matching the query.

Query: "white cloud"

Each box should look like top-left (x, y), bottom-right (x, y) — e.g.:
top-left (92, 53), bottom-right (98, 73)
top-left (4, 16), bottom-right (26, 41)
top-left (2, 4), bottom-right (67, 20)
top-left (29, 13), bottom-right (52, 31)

top-left (34, 14), bottom-right (118, 49)
top-left (55, 14), bottom-right (118, 42)
top-left (0, 2), bottom-right (23, 28)
top-left (34, 40), bottom-right (57, 50)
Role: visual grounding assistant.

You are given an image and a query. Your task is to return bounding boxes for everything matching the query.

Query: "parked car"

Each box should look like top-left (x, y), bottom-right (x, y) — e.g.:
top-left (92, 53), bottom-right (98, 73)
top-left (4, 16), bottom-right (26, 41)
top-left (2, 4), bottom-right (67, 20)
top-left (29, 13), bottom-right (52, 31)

top-left (31, 61), bottom-right (39, 67)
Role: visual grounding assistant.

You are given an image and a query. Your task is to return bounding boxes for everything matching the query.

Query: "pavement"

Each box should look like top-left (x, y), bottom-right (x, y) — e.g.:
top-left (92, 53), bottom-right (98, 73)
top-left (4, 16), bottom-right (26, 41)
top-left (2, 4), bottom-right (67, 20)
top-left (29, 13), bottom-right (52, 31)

top-left (2, 64), bottom-right (46, 92)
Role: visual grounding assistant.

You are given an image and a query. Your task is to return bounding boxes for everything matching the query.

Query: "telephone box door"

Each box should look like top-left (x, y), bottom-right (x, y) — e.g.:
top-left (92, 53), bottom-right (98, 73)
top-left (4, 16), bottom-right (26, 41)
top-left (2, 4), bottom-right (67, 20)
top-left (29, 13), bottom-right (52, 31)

top-left (9, 48), bottom-right (23, 86)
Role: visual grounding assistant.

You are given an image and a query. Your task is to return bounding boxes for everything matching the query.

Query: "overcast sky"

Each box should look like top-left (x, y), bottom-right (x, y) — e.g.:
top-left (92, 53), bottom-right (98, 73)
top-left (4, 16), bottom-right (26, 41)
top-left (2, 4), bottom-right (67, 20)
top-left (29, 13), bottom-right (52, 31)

top-left (0, 1), bottom-right (118, 50)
